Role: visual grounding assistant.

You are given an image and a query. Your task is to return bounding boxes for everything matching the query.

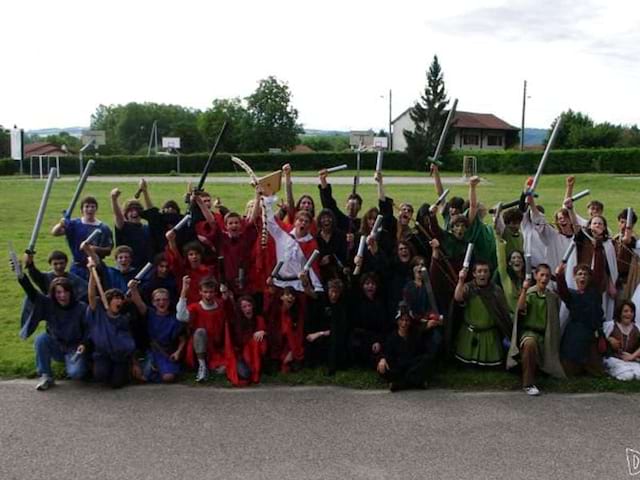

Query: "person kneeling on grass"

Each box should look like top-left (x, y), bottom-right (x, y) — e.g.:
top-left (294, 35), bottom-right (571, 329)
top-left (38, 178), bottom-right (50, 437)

top-left (81, 257), bottom-right (136, 388)
top-left (177, 276), bottom-right (234, 383)
top-left (128, 281), bottom-right (186, 383)
top-left (13, 255), bottom-right (89, 391)
top-left (602, 301), bottom-right (640, 381)
top-left (376, 302), bottom-right (432, 392)
top-left (507, 264), bottom-right (566, 396)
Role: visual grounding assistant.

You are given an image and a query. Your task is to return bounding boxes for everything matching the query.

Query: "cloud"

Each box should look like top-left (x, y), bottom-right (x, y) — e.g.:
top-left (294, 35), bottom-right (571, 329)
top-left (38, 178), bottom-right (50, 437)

top-left (428, 0), bottom-right (601, 43)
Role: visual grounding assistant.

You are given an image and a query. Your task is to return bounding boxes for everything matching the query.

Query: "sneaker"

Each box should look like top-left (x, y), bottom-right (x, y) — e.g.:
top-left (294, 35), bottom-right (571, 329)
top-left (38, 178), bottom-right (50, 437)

top-left (195, 364), bottom-right (208, 383)
top-left (213, 365), bottom-right (226, 375)
top-left (35, 375), bottom-right (54, 391)
top-left (523, 385), bottom-right (541, 396)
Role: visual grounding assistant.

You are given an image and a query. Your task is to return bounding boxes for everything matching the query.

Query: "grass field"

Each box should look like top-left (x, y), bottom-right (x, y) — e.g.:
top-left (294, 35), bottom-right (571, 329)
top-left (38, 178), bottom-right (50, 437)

top-left (1, 171), bottom-right (640, 391)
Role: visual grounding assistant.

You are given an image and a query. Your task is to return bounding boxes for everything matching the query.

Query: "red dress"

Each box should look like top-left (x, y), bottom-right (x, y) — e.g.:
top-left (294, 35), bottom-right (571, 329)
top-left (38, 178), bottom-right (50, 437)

top-left (227, 315), bottom-right (268, 386)
top-left (264, 290), bottom-right (306, 372)
top-left (184, 300), bottom-right (234, 371)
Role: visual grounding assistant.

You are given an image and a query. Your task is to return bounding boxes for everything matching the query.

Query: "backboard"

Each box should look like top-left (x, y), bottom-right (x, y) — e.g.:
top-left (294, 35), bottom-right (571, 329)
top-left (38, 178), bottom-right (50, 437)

top-left (81, 130), bottom-right (106, 146)
top-left (162, 137), bottom-right (181, 149)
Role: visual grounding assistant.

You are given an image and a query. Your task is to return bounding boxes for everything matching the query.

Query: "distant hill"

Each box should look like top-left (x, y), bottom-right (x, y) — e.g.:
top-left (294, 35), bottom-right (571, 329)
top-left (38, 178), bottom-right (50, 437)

top-left (302, 129), bottom-right (349, 137)
top-left (524, 128), bottom-right (548, 146)
top-left (26, 127), bottom-right (86, 138)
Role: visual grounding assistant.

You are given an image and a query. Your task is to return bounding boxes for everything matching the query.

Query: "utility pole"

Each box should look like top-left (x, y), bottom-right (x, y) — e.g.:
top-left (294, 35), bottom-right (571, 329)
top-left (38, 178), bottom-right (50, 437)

top-left (388, 89), bottom-right (393, 151)
top-left (520, 80), bottom-right (527, 151)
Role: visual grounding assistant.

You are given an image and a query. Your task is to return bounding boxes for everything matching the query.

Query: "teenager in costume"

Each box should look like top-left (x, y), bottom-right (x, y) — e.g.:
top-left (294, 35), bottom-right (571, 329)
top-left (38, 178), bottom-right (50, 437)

top-left (555, 262), bottom-right (605, 376)
top-left (176, 276), bottom-right (233, 382)
top-left (83, 257), bottom-right (136, 388)
top-left (23, 250), bottom-right (87, 301)
top-left (283, 163), bottom-right (317, 235)
top-left (140, 253), bottom-right (178, 308)
top-left (452, 261), bottom-right (512, 366)
top-left (315, 209), bottom-right (348, 284)
top-left (376, 302), bottom-right (432, 392)
top-left (318, 168), bottom-right (362, 246)
top-left (127, 283), bottom-right (185, 383)
top-left (507, 263), bottom-right (565, 396)
top-left (14, 260), bottom-right (88, 391)
top-left (305, 278), bottom-right (350, 374)
top-left (227, 296), bottom-right (267, 385)
top-left (612, 208), bottom-right (640, 303)
top-left (51, 196), bottom-right (113, 280)
top-left (263, 194), bottom-right (323, 293)
top-left (264, 284), bottom-right (307, 373)
top-left (349, 273), bottom-right (392, 368)
top-left (603, 301), bottom-right (640, 380)
top-left (137, 178), bottom-right (184, 255)
top-left (111, 188), bottom-right (152, 270)
top-left (165, 230), bottom-right (217, 304)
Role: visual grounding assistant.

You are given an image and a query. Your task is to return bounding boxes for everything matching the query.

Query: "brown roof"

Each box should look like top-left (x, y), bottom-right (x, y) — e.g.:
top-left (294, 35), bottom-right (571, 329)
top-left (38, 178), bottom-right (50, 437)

top-left (392, 107), bottom-right (519, 131)
top-left (453, 111), bottom-right (519, 131)
top-left (24, 142), bottom-right (69, 157)
top-left (291, 144), bottom-right (315, 153)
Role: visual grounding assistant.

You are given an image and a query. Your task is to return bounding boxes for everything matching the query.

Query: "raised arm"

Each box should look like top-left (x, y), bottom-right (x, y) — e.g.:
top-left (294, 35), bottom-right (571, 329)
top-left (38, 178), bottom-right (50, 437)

top-left (375, 171), bottom-right (386, 201)
top-left (111, 188), bottom-right (125, 230)
top-left (139, 178), bottom-right (153, 209)
top-left (564, 175), bottom-right (575, 206)
top-left (283, 163), bottom-right (295, 218)
top-left (127, 280), bottom-right (147, 316)
top-left (87, 257), bottom-right (98, 311)
top-left (51, 217), bottom-right (66, 236)
top-left (467, 176), bottom-right (480, 224)
top-left (453, 268), bottom-right (468, 303)
top-left (431, 164), bottom-right (444, 198)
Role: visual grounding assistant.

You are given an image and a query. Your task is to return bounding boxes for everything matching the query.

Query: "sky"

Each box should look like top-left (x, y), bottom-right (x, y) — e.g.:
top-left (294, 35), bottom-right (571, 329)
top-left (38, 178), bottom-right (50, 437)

top-left (2, 0), bottom-right (639, 133)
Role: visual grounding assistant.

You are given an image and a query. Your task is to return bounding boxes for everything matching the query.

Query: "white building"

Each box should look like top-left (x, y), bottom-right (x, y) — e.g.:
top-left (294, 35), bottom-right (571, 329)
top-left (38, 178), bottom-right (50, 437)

top-left (391, 108), bottom-right (519, 152)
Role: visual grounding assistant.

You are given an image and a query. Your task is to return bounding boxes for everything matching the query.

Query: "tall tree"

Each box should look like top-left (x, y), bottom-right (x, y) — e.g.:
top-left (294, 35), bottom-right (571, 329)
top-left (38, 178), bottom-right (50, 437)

top-left (403, 55), bottom-right (450, 160)
top-left (245, 76), bottom-right (303, 152)
top-left (547, 109), bottom-right (623, 149)
top-left (197, 98), bottom-right (250, 153)
top-left (0, 126), bottom-right (10, 158)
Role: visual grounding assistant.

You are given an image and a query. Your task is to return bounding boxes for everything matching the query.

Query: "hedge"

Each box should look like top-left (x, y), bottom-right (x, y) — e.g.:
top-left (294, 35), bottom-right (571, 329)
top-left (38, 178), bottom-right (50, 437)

top-left (2, 147), bottom-right (640, 176)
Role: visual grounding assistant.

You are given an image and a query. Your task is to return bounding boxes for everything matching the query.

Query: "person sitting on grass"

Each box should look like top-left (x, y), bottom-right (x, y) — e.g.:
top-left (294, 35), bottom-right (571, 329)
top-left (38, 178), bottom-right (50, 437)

top-left (305, 278), bottom-right (350, 375)
top-left (128, 282), bottom-right (186, 383)
top-left (51, 196), bottom-right (113, 281)
top-left (13, 255), bottom-right (88, 391)
top-left (177, 276), bottom-right (233, 383)
top-left (602, 301), bottom-right (640, 381)
top-left (376, 302), bottom-right (432, 392)
top-left (82, 257), bottom-right (136, 389)
top-left (507, 263), bottom-right (566, 396)
top-left (227, 295), bottom-right (268, 386)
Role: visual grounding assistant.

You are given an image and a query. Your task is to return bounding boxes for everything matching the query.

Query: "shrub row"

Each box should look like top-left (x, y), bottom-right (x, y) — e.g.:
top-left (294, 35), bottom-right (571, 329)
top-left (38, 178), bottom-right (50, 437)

top-left (2, 147), bottom-right (640, 175)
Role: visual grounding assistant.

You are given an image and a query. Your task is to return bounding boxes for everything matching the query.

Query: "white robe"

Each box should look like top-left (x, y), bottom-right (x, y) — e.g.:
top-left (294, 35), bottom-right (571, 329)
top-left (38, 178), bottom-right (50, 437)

top-left (602, 321), bottom-right (640, 381)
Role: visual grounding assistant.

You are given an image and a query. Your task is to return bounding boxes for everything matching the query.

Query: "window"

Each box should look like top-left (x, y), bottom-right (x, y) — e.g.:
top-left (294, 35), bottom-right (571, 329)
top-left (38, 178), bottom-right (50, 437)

top-left (487, 135), bottom-right (503, 146)
top-left (463, 134), bottom-right (479, 146)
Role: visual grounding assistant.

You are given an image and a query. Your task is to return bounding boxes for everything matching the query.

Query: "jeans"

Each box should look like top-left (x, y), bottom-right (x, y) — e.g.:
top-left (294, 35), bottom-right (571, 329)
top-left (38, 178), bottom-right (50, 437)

top-left (34, 332), bottom-right (88, 379)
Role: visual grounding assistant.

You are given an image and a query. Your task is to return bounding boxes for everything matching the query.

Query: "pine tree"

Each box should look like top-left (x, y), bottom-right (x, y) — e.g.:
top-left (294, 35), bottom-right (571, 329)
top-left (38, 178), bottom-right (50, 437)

top-left (403, 55), bottom-right (450, 160)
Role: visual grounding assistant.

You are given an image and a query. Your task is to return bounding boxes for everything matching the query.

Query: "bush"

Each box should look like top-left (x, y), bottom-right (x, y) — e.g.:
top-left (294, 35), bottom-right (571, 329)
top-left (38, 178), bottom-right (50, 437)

top-left (3, 147), bottom-right (640, 176)
top-left (0, 159), bottom-right (17, 175)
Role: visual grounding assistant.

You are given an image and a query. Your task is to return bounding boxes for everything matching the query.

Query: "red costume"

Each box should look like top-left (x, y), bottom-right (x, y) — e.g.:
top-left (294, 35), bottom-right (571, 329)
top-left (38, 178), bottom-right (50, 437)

top-left (165, 248), bottom-right (217, 305)
top-left (264, 290), bottom-right (307, 372)
top-left (184, 299), bottom-right (234, 371)
top-left (227, 315), bottom-right (268, 386)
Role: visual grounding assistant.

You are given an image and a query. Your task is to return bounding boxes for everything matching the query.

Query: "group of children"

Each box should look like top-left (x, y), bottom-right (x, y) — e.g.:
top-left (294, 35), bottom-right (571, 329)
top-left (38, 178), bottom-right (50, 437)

top-left (13, 164), bottom-right (640, 394)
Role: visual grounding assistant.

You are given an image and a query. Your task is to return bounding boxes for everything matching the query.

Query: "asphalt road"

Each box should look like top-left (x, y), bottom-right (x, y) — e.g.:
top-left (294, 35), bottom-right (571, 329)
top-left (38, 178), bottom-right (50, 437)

top-left (1, 381), bottom-right (637, 480)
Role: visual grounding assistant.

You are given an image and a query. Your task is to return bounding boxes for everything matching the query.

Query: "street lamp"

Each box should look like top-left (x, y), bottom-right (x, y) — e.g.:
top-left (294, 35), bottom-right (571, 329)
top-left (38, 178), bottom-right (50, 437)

top-left (520, 80), bottom-right (531, 151)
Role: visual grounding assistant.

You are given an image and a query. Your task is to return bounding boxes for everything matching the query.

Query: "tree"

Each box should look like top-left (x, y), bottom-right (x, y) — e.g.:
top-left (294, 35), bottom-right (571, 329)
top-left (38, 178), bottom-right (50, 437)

top-left (547, 109), bottom-right (623, 149)
top-left (403, 55), bottom-right (451, 160)
top-left (43, 131), bottom-right (82, 152)
top-left (244, 76), bottom-right (303, 152)
top-left (0, 126), bottom-right (10, 158)
top-left (197, 98), bottom-right (250, 153)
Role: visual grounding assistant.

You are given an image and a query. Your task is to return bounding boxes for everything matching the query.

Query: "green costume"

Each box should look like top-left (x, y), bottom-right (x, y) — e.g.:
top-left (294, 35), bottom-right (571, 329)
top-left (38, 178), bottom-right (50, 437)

top-left (454, 283), bottom-right (512, 366)
top-left (494, 233), bottom-right (521, 313)
top-left (506, 287), bottom-right (566, 379)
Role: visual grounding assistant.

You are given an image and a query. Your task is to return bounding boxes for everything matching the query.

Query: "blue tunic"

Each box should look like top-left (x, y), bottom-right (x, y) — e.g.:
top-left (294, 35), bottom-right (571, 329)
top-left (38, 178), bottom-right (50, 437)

top-left (85, 305), bottom-right (135, 361)
top-left (64, 218), bottom-right (113, 279)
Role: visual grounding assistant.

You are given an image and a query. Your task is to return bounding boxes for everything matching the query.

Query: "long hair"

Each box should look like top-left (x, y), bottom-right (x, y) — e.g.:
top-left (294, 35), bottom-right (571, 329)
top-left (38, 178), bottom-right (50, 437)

top-left (48, 277), bottom-right (75, 306)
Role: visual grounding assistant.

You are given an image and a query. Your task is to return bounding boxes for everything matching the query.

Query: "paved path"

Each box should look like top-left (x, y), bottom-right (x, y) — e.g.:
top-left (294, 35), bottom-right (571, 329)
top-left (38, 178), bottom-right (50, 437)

top-left (0, 381), bottom-right (637, 480)
top-left (53, 175), bottom-right (479, 185)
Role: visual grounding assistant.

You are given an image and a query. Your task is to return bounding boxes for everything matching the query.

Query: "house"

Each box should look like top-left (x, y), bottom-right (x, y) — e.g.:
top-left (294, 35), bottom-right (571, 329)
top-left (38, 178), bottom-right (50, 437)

top-left (391, 109), bottom-right (519, 152)
top-left (24, 142), bottom-right (70, 158)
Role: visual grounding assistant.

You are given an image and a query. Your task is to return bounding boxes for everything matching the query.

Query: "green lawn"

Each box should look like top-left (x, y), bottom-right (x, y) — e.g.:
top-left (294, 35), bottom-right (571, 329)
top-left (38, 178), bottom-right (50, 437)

top-left (1, 172), bottom-right (639, 391)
